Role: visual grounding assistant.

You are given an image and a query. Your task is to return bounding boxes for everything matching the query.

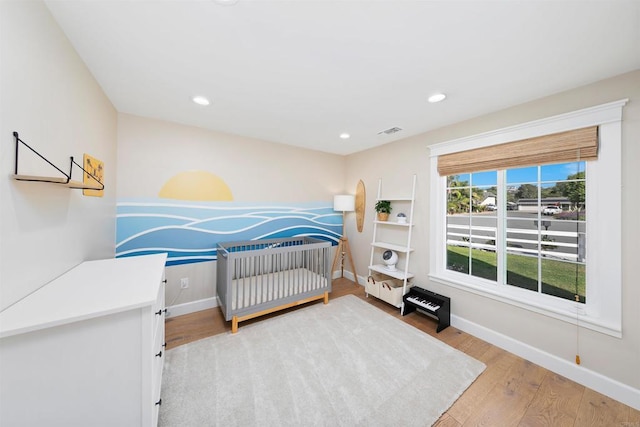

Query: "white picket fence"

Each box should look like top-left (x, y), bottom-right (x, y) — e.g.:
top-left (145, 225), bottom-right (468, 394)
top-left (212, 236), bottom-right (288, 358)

top-left (446, 223), bottom-right (585, 262)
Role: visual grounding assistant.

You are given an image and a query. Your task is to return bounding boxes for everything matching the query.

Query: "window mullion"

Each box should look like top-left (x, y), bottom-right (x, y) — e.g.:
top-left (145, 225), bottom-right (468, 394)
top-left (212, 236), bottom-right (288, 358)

top-left (496, 170), bottom-right (506, 285)
top-left (536, 166), bottom-right (542, 295)
top-left (467, 176), bottom-right (473, 275)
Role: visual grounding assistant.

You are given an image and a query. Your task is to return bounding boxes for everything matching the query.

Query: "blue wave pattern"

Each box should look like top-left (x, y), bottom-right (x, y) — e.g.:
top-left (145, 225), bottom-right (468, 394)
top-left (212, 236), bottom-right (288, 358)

top-left (116, 199), bottom-right (342, 266)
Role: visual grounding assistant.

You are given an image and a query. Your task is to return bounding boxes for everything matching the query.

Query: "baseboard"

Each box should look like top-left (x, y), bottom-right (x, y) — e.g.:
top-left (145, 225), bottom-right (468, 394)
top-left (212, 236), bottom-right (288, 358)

top-left (332, 270), bottom-right (361, 284)
top-left (166, 297), bottom-right (218, 318)
top-left (451, 314), bottom-right (640, 410)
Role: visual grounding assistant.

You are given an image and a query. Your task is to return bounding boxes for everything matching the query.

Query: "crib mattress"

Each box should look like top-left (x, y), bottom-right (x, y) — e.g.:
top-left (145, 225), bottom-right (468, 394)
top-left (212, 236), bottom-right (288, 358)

top-left (230, 268), bottom-right (328, 310)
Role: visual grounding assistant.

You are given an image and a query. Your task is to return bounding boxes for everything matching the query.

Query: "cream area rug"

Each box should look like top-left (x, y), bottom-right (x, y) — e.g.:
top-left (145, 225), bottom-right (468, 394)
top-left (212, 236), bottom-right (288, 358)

top-left (159, 295), bottom-right (485, 427)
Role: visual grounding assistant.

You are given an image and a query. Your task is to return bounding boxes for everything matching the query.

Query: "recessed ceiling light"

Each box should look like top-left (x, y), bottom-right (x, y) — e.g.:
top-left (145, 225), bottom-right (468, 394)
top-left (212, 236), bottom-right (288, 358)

top-left (192, 95), bottom-right (210, 106)
top-left (213, 0), bottom-right (238, 5)
top-left (340, 133), bottom-right (350, 139)
top-left (428, 93), bottom-right (446, 103)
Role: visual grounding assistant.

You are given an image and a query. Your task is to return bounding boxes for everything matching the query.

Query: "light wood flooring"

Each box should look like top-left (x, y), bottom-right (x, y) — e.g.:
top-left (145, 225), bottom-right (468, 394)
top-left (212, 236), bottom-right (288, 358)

top-left (165, 278), bottom-right (639, 427)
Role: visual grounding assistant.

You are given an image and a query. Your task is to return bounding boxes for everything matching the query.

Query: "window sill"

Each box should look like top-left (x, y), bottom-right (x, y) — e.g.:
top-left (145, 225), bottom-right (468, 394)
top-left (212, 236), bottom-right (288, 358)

top-left (428, 272), bottom-right (622, 338)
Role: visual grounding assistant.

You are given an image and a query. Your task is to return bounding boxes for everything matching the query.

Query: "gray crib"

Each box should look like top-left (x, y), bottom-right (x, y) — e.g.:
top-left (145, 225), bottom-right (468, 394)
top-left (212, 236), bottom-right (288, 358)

top-left (216, 236), bottom-right (332, 333)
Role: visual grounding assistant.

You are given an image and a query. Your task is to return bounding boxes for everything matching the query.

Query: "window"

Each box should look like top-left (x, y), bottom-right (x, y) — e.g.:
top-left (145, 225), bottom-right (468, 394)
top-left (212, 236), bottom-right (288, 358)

top-left (446, 171), bottom-right (498, 282)
top-left (446, 162), bottom-right (586, 303)
top-left (429, 100), bottom-right (627, 337)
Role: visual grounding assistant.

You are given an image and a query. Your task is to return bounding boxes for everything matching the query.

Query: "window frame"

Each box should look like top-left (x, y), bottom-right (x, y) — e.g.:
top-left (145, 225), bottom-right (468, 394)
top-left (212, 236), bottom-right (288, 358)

top-left (429, 100), bottom-right (627, 338)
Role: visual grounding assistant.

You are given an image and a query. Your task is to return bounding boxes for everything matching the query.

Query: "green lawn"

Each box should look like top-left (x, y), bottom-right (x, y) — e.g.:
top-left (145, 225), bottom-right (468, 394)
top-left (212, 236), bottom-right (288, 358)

top-left (447, 245), bottom-right (585, 302)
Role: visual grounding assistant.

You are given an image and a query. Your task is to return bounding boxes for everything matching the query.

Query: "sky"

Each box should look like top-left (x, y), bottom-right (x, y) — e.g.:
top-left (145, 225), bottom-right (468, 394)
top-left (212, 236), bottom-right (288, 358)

top-left (453, 161), bottom-right (586, 187)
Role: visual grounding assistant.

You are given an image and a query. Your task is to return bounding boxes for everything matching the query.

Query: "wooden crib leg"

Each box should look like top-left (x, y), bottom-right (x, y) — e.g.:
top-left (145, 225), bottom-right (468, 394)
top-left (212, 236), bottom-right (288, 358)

top-left (323, 291), bottom-right (329, 305)
top-left (232, 316), bottom-right (239, 334)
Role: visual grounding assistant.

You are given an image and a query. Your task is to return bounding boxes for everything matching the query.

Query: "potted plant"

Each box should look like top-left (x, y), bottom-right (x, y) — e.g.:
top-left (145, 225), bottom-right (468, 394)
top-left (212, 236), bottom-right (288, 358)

top-left (375, 200), bottom-right (392, 221)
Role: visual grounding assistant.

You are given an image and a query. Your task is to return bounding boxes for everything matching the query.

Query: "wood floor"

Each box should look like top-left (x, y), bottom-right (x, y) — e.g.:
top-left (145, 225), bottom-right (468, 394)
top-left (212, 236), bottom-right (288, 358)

top-left (165, 278), bottom-right (639, 427)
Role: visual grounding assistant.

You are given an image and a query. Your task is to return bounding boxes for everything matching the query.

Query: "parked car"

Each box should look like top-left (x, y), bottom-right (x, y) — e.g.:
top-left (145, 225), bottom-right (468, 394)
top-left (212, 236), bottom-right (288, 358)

top-left (542, 205), bottom-right (562, 215)
top-left (485, 204), bottom-right (497, 211)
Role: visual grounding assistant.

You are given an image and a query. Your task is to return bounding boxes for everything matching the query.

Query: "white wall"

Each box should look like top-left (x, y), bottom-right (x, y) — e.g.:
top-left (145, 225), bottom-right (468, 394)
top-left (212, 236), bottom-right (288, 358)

top-left (346, 70), bottom-right (640, 403)
top-left (116, 113), bottom-right (346, 310)
top-left (0, 1), bottom-right (117, 311)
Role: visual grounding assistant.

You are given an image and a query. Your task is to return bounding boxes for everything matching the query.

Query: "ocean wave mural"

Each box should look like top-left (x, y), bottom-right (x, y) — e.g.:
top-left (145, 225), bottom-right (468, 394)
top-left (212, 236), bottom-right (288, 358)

top-left (116, 199), bottom-right (341, 266)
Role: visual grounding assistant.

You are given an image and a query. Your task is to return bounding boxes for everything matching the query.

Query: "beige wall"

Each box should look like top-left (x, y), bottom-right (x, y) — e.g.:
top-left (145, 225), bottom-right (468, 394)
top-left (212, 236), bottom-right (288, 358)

top-left (0, 1), bottom-right (117, 310)
top-left (117, 113), bottom-right (346, 201)
top-left (346, 70), bottom-right (640, 393)
top-left (116, 113), bottom-right (346, 308)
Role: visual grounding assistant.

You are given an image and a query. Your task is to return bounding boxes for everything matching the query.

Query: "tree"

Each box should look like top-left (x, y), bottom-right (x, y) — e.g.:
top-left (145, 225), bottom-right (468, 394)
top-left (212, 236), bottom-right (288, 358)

top-left (447, 176), bottom-right (489, 213)
top-left (447, 175), bottom-right (468, 188)
top-left (541, 185), bottom-right (562, 198)
top-left (515, 183), bottom-right (538, 199)
top-left (486, 186), bottom-right (498, 196)
top-left (447, 176), bottom-right (470, 214)
top-left (561, 172), bottom-right (585, 208)
top-left (447, 188), bottom-right (470, 214)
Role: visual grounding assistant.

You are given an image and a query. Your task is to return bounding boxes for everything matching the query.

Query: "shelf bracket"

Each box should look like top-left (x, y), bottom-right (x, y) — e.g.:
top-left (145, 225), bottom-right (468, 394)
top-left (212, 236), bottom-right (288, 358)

top-left (70, 156), bottom-right (104, 191)
top-left (13, 131), bottom-right (71, 184)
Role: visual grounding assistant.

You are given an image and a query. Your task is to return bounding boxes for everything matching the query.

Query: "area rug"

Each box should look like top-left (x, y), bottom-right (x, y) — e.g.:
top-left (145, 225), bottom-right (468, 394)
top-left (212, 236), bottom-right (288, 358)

top-left (159, 295), bottom-right (485, 426)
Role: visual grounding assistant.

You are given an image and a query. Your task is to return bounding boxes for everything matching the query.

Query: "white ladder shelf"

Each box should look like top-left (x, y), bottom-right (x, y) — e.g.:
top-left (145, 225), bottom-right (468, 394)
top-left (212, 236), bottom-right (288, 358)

top-left (367, 174), bottom-right (416, 308)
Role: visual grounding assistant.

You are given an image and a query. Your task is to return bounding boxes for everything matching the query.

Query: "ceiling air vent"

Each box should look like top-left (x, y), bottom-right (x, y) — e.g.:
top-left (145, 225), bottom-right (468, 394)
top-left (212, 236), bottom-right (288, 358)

top-left (378, 127), bottom-right (403, 135)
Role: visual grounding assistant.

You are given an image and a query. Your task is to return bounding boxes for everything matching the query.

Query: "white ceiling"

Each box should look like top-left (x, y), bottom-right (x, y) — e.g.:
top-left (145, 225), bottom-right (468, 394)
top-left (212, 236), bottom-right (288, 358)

top-left (45, 0), bottom-right (640, 155)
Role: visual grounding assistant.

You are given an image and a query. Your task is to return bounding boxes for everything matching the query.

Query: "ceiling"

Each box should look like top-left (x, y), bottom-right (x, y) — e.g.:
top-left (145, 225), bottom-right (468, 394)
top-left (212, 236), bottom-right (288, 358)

top-left (45, 0), bottom-right (640, 156)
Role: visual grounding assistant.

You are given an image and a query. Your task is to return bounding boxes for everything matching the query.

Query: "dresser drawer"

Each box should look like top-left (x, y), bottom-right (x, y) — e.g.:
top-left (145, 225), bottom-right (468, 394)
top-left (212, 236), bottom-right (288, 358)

top-left (152, 275), bottom-right (166, 344)
top-left (151, 320), bottom-right (164, 426)
top-left (152, 329), bottom-right (164, 399)
top-left (152, 399), bottom-right (161, 427)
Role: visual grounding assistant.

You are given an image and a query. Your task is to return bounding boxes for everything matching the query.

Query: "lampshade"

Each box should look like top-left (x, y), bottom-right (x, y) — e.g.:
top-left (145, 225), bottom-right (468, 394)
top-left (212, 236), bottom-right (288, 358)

top-left (333, 195), bottom-right (355, 212)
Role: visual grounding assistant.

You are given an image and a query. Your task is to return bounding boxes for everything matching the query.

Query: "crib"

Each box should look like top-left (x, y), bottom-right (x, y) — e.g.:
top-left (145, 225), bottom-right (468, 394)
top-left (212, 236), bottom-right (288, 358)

top-left (216, 236), bottom-right (332, 333)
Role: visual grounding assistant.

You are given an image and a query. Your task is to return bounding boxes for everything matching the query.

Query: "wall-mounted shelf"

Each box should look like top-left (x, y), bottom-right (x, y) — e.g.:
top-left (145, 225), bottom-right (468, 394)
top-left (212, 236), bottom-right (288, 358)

top-left (13, 174), bottom-right (103, 190)
top-left (12, 131), bottom-right (104, 191)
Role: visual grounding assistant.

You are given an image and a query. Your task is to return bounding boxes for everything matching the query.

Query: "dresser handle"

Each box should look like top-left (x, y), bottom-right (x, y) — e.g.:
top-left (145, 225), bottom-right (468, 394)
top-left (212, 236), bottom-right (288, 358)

top-left (162, 342), bottom-right (167, 348)
top-left (155, 309), bottom-right (162, 316)
top-left (156, 350), bottom-right (163, 358)
top-left (162, 279), bottom-right (167, 284)
top-left (156, 399), bottom-right (162, 406)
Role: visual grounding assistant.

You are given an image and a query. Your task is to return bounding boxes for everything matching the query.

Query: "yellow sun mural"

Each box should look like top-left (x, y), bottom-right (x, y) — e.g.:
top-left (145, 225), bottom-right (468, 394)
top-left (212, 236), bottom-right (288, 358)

top-left (159, 170), bottom-right (233, 201)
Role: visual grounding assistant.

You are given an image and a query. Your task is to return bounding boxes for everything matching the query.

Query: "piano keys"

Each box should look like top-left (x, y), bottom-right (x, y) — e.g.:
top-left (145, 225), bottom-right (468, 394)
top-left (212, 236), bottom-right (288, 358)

top-left (402, 286), bottom-right (450, 333)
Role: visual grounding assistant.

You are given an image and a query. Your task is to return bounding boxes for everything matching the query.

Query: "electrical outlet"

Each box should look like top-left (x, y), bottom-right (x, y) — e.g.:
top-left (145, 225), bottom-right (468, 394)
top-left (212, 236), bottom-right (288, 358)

top-left (180, 278), bottom-right (189, 289)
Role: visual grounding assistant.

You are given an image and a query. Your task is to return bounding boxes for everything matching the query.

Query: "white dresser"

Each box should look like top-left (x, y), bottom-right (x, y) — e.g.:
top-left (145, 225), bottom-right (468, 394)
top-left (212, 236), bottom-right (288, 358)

top-left (0, 253), bottom-right (167, 427)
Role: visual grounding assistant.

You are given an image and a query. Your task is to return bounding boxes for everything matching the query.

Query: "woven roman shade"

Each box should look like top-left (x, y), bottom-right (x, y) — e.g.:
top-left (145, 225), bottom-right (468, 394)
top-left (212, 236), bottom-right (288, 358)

top-left (437, 126), bottom-right (598, 176)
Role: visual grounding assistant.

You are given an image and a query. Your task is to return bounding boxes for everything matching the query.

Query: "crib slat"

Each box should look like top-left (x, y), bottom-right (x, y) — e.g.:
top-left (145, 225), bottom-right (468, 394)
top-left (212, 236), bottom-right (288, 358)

top-left (250, 255), bottom-right (255, 309)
